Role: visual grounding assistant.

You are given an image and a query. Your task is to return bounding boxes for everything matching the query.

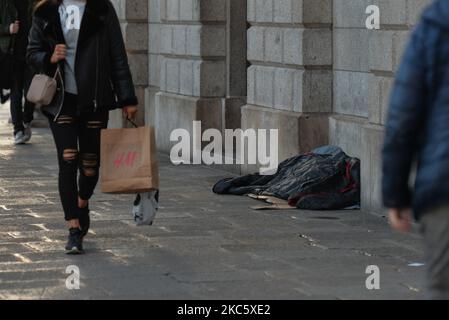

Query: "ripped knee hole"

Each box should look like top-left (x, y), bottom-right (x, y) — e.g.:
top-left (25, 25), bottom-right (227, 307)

top-left (56, 115), bottom-right (74, 125)
top-left (81, 153), bottom-right (99, 177)
top-left (63, 149), bottom-right (78, 162)
top-left (86, 121), bottom-right (104, 129)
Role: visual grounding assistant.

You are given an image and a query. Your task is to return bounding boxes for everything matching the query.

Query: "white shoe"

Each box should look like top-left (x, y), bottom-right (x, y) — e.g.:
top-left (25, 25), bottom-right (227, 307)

top-left (14, 131), bottom-right (27, 145)
top-left (23, 123), bottom-right (32, 143)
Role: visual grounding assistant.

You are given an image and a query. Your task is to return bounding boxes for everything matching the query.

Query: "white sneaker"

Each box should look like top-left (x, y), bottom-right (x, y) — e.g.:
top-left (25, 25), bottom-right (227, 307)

top-left (23, 123), bottom-right (32, 143)
top-left (14, 131), bottom-right (26, 145)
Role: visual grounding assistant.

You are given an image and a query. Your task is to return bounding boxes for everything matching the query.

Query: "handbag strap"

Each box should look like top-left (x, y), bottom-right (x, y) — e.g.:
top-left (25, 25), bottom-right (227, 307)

top-left (7, 35), bottom-right (16, 55)
top-left (53, 65), bottom-right (61, 80)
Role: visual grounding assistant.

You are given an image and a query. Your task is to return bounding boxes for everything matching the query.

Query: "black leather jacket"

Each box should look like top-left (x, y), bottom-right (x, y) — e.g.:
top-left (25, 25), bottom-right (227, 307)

top-left (27, 0), bottom-right (138, 114)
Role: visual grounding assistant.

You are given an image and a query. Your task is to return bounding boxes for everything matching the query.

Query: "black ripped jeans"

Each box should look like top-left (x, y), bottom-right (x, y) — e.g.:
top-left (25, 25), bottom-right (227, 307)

top-left (47, 93), bottom-right (109, 221)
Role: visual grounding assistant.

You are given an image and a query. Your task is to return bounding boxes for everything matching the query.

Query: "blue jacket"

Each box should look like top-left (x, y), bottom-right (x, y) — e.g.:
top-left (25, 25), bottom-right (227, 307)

top-left (383, 0), bottom-right (449, 219)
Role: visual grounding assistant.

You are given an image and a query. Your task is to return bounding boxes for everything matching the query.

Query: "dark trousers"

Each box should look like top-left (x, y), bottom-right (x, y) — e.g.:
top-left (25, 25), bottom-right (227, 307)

top-left (421, 206), bottom-right (449, 300)
top-left (48, 93), bottom-right (109, 221)
top-left (10, 59), bottom-right (34, 134)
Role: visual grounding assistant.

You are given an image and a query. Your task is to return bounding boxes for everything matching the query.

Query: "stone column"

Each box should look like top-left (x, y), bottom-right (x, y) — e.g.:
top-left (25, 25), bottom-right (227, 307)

top-left (242, 0), bottom-right (332, 173)
top-left (154, 0), bottom-right (247, 157)
top-left (146, 0), bottom-right (162, 127)
top-left (109, 0), bottom-right (149, 129)
top-left (224, 0), bottom-right (247, 134)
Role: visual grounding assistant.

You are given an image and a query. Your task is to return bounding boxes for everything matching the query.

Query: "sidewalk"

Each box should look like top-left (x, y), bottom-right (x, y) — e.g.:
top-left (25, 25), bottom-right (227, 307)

top-left (0, 104), bottom-right (426, 300)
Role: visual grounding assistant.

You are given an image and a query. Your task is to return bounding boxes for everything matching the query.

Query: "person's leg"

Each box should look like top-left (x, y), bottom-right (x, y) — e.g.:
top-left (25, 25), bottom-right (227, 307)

top-left (78, 110), bottom-right (109, 205)
top-left (48, 95), bottom-right (85, 254)
top-left (48, 99), bottom-right (80, 224)
top-left (75, 110), bottom-right (109, 239)
top-left (10, 60), bottom-right (25, 136)
top-left (420, 205), bottom-right (449, 300)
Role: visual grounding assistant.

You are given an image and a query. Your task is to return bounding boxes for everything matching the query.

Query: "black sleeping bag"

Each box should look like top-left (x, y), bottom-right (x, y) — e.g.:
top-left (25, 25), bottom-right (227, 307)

top-left (213, 147), bottom-right (360, 210)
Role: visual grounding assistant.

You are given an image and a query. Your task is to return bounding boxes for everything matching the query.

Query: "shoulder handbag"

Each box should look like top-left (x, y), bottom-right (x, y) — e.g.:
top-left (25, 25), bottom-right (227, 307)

top-left (0, 36), bottom-right (15, 90)
top-left (27, 66), bottom-right (61, 107)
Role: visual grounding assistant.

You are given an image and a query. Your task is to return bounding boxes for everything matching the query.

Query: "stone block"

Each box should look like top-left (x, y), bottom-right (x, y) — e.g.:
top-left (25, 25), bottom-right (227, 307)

top-left (200, 25), bottom-right (227, 56)
top-left (248, 26), bottom-right (332, 66)
top-left (154, 92), bottom-right (223, 152)
top-left (133, 86), bottom-right (147, 126)
top-left (333, 0), bottom-right (372, 28)
top-left (361, 124), bottom-right (385, 213)
top-left (145, 86), bottom-right (159, 127)
top-left (333, 70), bottom-right (371, 118)
top-left (161, 25), bottom-right (226, 57)
top-left (406, 0), bottom-right (433, 25)
top-left (264, 28), bottom-right (283, 64)
top-left (222, 97), bottom-right (246, 131)
top-left (199, 0), bottom-right (227, 21)
top-left (123, 23), bottom-right (148, 51)
top-left (369, 30), bottom-right (409, 73)
top-left (255, 0), bottom-right (274, 23)
top-left (368, 75), bottom-right (394, 125)
top-left (128, 53), bottom-right (148, 86)
top-left (241, 104), bottom-right (329, 174)
top-left (376, 0), bottom-right (407, 26)
top-left (273, 0), bottom-right (294, 23)
top-left (333, 28), bottom-right (371, 72)
top-left (247, 27), bottom-right (265, 62)
top-left (247, 65), bottom-right (332, 113)
top-left (329, 114), bottom-right (367, 159)
top-left (149, 0), bottom-right (161, 23)
top-left (198, 60), bottom-right (227, 97)
top-left (149, 54), bottom-right (161, 87)
top-left (161, 58), bottom-right (226, 97)
top-left (227, 0), bottom-right (248, 97)
top-left (125, 0), bottom-right (148, 20)
top-left (301, 0), bottom-right (332, 24)
top-left (247, 0), bottom-right (256, 22)
top-left (161, 0), bottom-right (226, 22)
top-left (148, 23), bottom-right (160, 54)
top-left (249, 0), bottom-right (332, 24)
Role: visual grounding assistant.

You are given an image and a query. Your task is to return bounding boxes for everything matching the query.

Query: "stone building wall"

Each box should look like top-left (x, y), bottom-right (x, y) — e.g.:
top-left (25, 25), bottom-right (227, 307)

top-left (331, 0), bottom-right (430, 212)
top-left (112, 0), bottom-right (434, 214)
top-left (150, 0), bottom-right (247, 157)
top-left (110, 0), bottom-right (149, 128)
top-left (243, 0), bottom-right (332, 173)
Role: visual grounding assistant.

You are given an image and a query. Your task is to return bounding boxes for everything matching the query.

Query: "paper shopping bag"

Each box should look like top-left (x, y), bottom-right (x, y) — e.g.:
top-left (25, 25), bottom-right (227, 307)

top-left (100, 126), bottom-right (159, 194)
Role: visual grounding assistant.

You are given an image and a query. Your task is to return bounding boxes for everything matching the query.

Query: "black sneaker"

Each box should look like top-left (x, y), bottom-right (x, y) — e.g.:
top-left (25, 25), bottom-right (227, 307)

top-left (65, 228), bottom-right (84, 254)
top-left (79, 206), bottom-right (90, 239)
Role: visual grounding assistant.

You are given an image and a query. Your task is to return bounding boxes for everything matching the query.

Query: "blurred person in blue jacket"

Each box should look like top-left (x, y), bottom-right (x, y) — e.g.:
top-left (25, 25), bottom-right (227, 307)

top-left (383, 0), bottom-right (449, 300)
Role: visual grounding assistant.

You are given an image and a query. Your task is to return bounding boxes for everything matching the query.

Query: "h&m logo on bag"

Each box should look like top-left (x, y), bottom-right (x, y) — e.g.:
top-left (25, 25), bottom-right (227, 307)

top-left (114, 151), bottom-right (139, 169)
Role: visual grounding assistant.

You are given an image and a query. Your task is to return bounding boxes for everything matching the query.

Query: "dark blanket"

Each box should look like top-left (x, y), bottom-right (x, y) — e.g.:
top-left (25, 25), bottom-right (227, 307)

top-left (213, 146), bottom-right (360, 210)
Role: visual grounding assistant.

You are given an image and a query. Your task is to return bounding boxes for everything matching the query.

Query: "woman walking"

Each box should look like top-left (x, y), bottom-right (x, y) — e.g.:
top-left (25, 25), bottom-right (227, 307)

top-left (27, 0), bottom-right (138, 254)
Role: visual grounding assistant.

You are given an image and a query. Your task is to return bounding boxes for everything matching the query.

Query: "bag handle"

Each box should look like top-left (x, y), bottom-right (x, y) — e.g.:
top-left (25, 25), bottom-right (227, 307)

top-left (126, 117), bottom-right (138, 128)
